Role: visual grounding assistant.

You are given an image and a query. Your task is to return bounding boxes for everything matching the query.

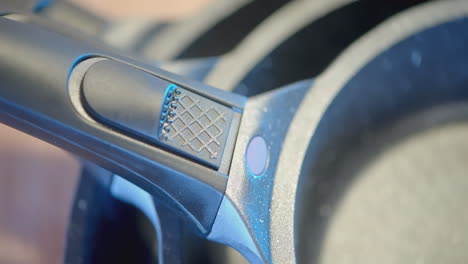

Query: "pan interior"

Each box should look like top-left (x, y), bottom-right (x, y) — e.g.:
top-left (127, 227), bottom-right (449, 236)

top-left (294, 18), bottom-right (468, 264)
top-left (297, 104), bottom-right (468, 264)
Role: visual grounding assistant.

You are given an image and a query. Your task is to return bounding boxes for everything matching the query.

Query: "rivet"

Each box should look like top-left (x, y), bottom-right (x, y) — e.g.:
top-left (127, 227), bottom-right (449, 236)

top-left (246, 136), bottom-right (268, 177)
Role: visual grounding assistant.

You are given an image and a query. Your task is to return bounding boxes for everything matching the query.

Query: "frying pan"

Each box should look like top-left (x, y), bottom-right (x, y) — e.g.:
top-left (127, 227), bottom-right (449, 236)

top-left (68, 1), bottom-right (429, 262)
top-left (2, 0), bottom-right (468, 263)
top-left (204, 0), bottom-right (426, 96)
top-left (140, 0), bottom-right (289, 60)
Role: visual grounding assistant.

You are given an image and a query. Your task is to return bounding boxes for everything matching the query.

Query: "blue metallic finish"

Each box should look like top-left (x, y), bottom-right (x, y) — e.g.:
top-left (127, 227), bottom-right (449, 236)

top-left (242, 82), bottom-right (311, 262)
top-left (159, 84), bottom-right (178, 139)
top-left (209, 80), bottom-right (312, 263)
top-left (67, 54), bottom-right (95, 81)
top-left (34, 0), bottom-right (54, 12)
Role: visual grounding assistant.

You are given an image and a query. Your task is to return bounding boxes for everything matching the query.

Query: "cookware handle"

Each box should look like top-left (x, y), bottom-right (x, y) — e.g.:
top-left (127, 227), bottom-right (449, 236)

top-left (0, 15), bottom-right (245, 235)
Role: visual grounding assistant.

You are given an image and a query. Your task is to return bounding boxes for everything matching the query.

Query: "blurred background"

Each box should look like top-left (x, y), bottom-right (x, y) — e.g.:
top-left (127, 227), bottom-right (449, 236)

top-left (0, 1), bottom-right (210, 263)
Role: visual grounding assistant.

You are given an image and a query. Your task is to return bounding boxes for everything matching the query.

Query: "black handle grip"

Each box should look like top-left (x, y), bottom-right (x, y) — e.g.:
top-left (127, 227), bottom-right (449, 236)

top-left (0, 15), bottom-right (245, 234)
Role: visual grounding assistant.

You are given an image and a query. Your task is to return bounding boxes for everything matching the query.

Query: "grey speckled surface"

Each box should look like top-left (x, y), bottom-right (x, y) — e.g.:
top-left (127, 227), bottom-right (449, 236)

top-left (318, 113), bottom-right (468, 264)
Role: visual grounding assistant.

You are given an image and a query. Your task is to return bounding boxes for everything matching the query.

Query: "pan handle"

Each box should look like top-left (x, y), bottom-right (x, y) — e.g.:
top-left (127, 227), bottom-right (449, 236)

top-left (0, 15), bottom-right (245, 235)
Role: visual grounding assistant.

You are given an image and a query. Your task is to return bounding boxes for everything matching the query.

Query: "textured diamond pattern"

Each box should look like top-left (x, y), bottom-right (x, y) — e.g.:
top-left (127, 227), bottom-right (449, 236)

top-left (168, 93), bottom-right (228, 159)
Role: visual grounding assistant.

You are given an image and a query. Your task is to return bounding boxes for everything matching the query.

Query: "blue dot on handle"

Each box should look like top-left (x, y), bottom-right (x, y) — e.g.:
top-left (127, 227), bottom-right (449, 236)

top-left (246, 136), bottom-right (268, 177)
